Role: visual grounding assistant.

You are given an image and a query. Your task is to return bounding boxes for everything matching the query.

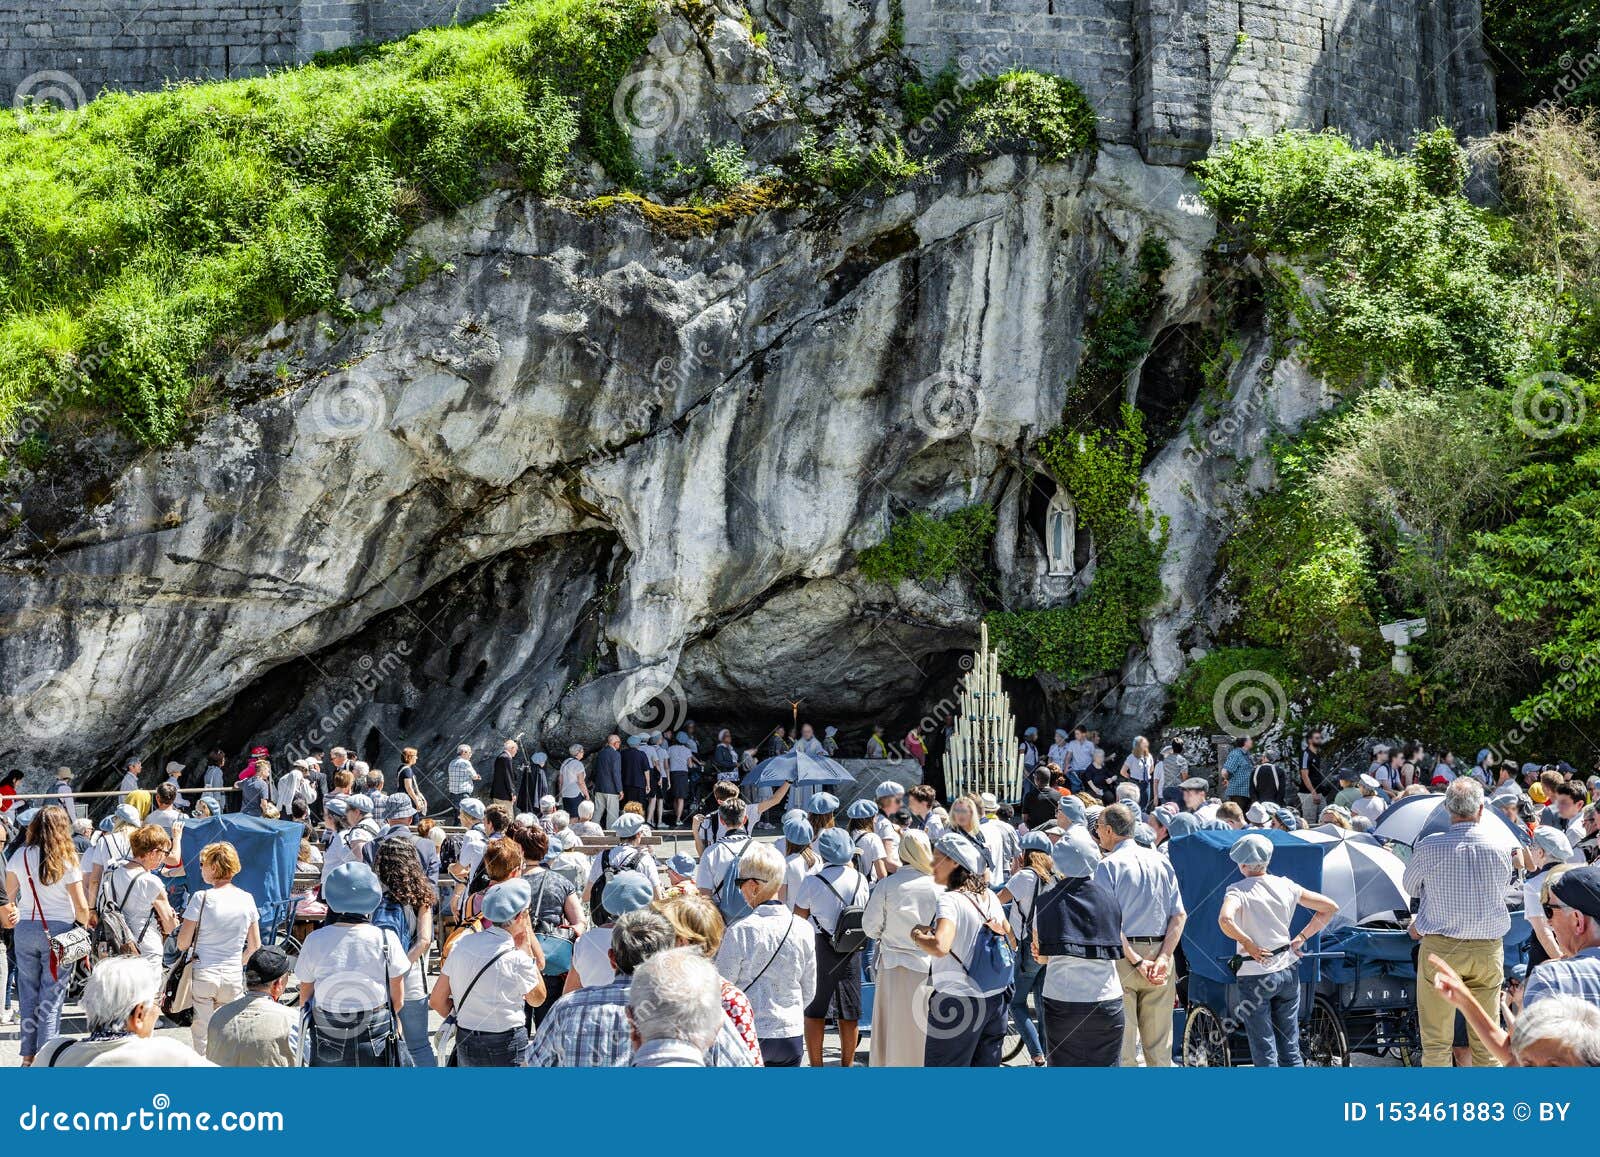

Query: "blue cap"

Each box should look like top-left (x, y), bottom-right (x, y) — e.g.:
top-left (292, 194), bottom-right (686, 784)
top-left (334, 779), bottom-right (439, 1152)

top-left (482, 878), bottom-right (532, 924)
top-left (1477, 749), bottom-right (1493, 764)
top-left (627, 735), bottom-right (643, 748)
top-left (1023, 727), bottom-right (1038, 737)
top-left (1133, 822), bottom-right (1156, 847)
top-left (97, 816), bottom-right (115, 832)
top-left (783, 816), bottom-right (815, 846)
top-left (874, 780), bottom-right (903, 800)
top-left (675, 731), bottom-right (691, 744)
top-left (614, 813), bottom-right (646, 838)
top-left (602, 870), bottom-right (655, 916)
top-left (325, 798), bottom-right (350, 818)
top-left (459, 798), bottom-right (485, 820)
top-left (1229, 833), bottom-right (1274, 866)
top-left (667, 853), bottom-right (697, 876)
top-left (845, 798), bottom-right (877, 820)
top-left (385, 796), bottom-right (416, 821)
top-left (1020, 831), bottom-right (1051, 853)
top-left (1051, 829), bottom-right (1099, 878)
top-left (347, 794), bottom-right (373, 814)
top-left (16, 808), bottom-right (40, 826)
top-left (1056, 796), bottom-right (1086, 825)
top-left (115, 804), bottom-right (141, 826)
top-left (782, 808), bottom-right (808, 826)
top-left (934, 833), bottom-right (985, 876)
top-left (1166, 812), bottom-right (1200, 840)
top-left (816, 828), bottom-right (854, 866)
top-left (807, 793), bottom-right (839, 816)
top-left (532, 752), bottom-right (548, 766)
top-left (323, 862), bottom-right (384, 915)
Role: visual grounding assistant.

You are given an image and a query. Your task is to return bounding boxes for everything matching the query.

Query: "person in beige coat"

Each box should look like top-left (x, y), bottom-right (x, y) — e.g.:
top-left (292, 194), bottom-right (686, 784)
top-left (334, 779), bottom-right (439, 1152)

top-left (862, 829), bottom-right (940, 1067)
top-left (207, 946), bottom-right (300, 1067)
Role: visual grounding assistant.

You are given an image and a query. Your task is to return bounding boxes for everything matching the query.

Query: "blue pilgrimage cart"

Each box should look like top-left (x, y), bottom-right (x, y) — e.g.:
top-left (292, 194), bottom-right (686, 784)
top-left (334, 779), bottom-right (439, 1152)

top-left (1169, 828), bottom-right (1327, 1066)
top-left (1169, 827), bottom-right (1533, 1066)
top-left (172, 814), bottom-right (304, 947)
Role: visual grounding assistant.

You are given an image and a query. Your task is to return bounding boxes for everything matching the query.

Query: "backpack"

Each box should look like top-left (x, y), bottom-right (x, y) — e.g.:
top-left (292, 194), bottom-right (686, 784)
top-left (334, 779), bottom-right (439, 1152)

top-left (813, 867), bottom-right (869, 954)
top-left (588, 845), bottom-right (645, 926)
top-left (372, 897), bottom-right (415, 951)
top-left (92, 867), bottom-right (149, 961)
top-left (713, 833), bottom-right (757, 924)
top-left (951, 892), bottom-right (1014, 991)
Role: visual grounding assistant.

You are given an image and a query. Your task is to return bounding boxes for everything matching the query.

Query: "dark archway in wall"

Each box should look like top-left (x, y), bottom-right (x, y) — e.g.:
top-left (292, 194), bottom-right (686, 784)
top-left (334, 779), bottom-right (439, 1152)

top-left (1136, 323), bottom-right (1208, 456)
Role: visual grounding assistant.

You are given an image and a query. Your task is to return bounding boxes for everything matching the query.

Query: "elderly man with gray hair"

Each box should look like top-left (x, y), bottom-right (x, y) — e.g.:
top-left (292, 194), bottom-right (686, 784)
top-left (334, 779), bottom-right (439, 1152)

top-left (36, 957), bottom-right (211, 1066)
top-left (1404, 777), bottom-right (1515, 1066)
top-left (627, 947), bottom-right (726, 1066)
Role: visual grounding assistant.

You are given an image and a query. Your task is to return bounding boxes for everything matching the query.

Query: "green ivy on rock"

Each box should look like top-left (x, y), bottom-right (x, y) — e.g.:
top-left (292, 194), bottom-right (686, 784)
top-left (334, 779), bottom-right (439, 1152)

top-left (857, 504), bottom-right (997, 586)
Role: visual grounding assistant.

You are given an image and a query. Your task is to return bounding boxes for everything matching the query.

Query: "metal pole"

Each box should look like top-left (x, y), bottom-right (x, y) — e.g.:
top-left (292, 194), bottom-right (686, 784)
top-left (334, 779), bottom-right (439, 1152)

top-left (4, 786), bottom-right (241, 801)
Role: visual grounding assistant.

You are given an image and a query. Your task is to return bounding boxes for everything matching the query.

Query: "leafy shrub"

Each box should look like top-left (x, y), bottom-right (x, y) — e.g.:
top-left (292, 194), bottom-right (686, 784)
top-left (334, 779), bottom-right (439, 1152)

top-left (858, 504), bottom-right (996, 586)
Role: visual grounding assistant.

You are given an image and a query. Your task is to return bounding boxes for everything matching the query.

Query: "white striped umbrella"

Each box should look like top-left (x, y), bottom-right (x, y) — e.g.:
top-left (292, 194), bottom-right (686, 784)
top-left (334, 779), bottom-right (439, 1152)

top-left (1290, 828), bottom-right (1411, 927)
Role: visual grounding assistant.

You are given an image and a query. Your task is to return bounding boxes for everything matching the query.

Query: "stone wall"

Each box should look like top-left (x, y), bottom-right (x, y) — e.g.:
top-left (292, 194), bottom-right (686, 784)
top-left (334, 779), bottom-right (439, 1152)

top-left (901, 0), bottom-right (1496, 165)
top-left (0, 0), bottom-right (501, 105)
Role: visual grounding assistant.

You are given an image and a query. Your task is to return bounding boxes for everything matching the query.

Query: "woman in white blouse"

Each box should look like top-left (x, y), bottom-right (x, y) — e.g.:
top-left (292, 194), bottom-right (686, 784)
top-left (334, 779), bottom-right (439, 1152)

top-left (2, 808), bottom-right (92, 1064)
top-left (175, 841), bottom-right (261, 1057)
top-left (861, 829), bottom-right (940, 1066)
top-left (1120, 735), bottom-right (1156, 809)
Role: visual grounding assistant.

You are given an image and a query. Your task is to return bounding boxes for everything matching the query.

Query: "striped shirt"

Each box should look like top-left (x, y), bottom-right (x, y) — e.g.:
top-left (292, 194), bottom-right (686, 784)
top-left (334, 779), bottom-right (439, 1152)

top-left (525, 978), bottom-right (758, 1067)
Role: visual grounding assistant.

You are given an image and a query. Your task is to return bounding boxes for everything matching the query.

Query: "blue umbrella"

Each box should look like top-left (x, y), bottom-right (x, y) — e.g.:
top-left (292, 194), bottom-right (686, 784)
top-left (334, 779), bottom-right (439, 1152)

top-left (742, 746), bottom-right (856, 787)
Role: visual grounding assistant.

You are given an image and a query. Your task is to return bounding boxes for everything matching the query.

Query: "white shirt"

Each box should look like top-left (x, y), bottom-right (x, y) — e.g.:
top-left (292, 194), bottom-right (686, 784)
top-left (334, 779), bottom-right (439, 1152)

top-left (558, 758), bottom-right (586, 796)
top-left (794, 865), bottom-right (867, 936)
top-left (862, 866), bottom-right (940, 973)
top-left (667, 745), bottom-right (693, 773)
top-left (854, 831), bottom-right (886, 877)
top-left (586, 844), bottom-right (661, 894)
top-left (1002, 867), bottom-right (1049, 941)
top-left (83, 832), bottom-right (132, 879)
top-left (441, 926), bottom-right (541, 1031)
top-left (978, 819), bottom-right (1018, 887)
top-left (149, 807), bottom-right (183, 836)
top-left (297, 922), bottom-right (408, 1011)
top-left (1352, 793), bottom-right (1386, 824)
top-left (716, 900), bottom-right (817, 1038)
top-left (571, 926), bottom-right (614, 987)
top-left (872, 813), bottom-right (901, 861)
top-left (105, 864), bottom-right (168, 962)
top-left (1223, 873), bottom-right (1304, 976)
top-left (7, 846), bottom-right (83, 925)
top-left (930, 888), bottom-right (1008, 996)
top-left (274, 769), bottom-right (306, 812)
top-left (1042, 956), bottom-right (1122, 1003)
top-left (182, 883), bottom-right (258, 977)
top-left (782, 850), bottom-right (820, 908)
top-left (694, 831), bottom-right (756, 894)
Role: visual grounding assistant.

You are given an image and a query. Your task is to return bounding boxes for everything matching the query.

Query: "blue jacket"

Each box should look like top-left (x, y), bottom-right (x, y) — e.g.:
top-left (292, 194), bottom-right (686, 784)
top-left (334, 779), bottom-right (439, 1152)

top-left (621, 748), bottom-right (651, 791)
top-left (595, 746), bottom-right (623, 794)
top-left (1223, 748), bottom-right (1254, 797)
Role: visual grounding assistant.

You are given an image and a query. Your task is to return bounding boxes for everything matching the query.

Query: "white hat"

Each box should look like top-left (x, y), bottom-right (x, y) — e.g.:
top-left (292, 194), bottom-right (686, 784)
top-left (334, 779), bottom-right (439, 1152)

top-left (979, 792), bottom-right (999, 811)
top-left (165, 761), bottom-right (185, 775)
top-left (1245, 802), bottom-right (1271, 825)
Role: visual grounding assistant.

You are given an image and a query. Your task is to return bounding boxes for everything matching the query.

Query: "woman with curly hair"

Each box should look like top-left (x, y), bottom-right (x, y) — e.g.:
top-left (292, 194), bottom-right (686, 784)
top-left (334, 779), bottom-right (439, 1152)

top-left (507, 822), bottom-right (584, 1025)
top-left (2, 807), bottom-right (91, 1064)
top-left (374, 835), bottom-right (438, 1066)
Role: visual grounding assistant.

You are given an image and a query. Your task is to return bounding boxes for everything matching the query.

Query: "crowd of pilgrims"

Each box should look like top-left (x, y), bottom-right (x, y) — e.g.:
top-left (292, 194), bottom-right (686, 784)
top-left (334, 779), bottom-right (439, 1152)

top-left (2, 721), bottom-right (1600, 1068)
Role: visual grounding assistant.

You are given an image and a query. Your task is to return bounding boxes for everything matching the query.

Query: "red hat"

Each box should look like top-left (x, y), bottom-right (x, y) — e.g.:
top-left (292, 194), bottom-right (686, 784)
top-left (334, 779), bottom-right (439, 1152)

top-left (250, 745), bottom-right (270, 757)
top-left (1431, 774), bottom-right (1450, 786)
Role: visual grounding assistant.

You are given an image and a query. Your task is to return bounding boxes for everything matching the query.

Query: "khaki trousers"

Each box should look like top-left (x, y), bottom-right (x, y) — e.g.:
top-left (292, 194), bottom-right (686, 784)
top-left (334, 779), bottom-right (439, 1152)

top-left (1417, 933), bottom-right (1502, 1067)
top-left (191, 972), bottom-right (245, 1058)
top-left (1116, 944), bottom-right (1175, 1067)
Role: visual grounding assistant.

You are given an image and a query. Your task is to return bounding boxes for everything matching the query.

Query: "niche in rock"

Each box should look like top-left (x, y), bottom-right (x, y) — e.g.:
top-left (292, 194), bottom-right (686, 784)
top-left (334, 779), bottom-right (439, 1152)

top-left (1135, 323), bottom-right (1207, 456)
top-left (1022, 472), bottom-right (1090, 579)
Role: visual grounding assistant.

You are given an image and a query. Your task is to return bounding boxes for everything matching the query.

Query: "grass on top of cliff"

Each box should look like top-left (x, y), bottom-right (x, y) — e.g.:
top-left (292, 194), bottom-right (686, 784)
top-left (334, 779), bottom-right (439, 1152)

top-left (0, 0), bottom-right (654, 451)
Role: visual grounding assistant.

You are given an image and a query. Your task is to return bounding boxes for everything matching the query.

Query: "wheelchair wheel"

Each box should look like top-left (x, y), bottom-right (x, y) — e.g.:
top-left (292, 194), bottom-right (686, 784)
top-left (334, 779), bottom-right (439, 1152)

top-left (1002, 1010), bottom-right (1026, 1064)
top-left (1303, 996), bottom-right (1350, 1067)
top-left (1182, 1004), bottom-right (1232, 1067)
